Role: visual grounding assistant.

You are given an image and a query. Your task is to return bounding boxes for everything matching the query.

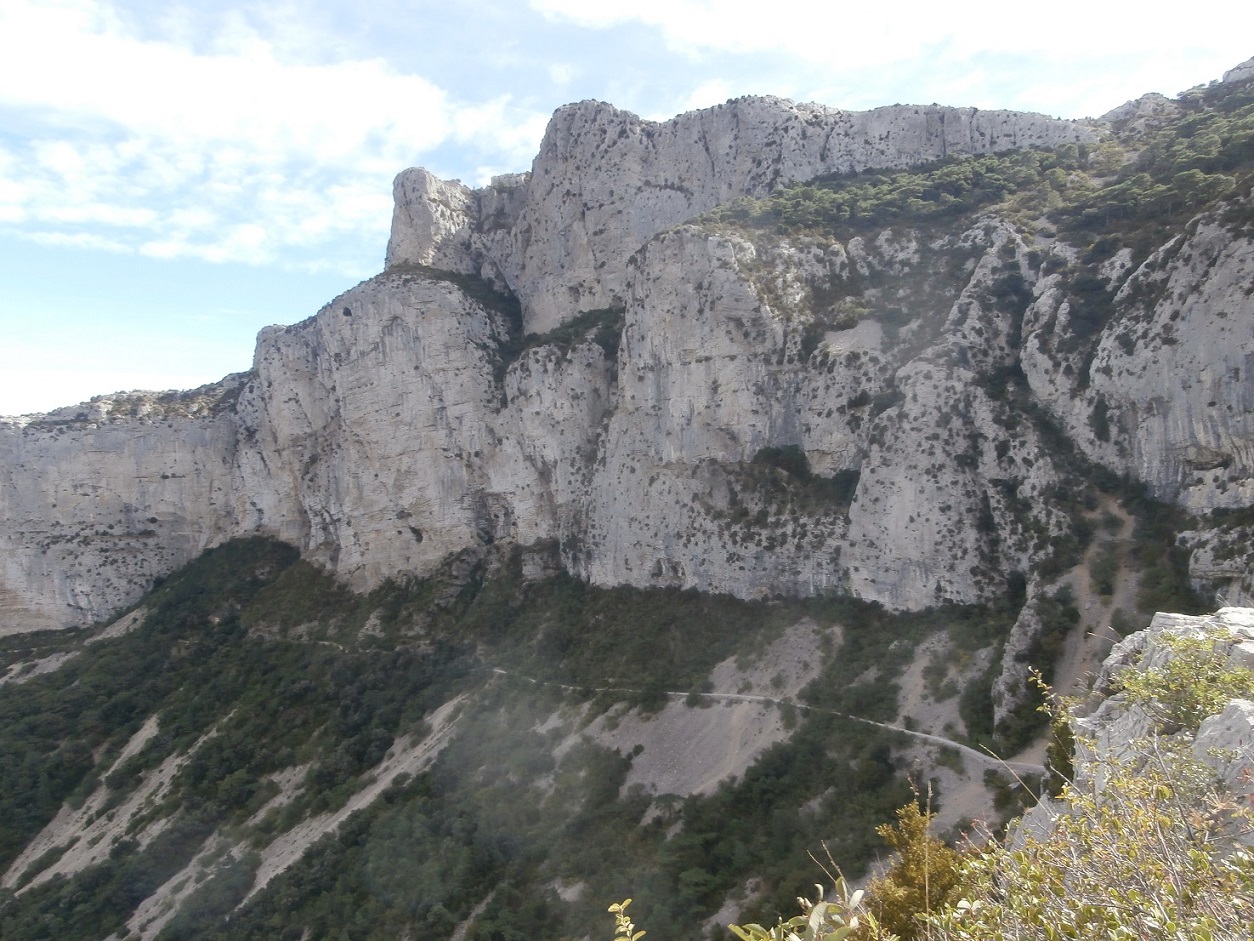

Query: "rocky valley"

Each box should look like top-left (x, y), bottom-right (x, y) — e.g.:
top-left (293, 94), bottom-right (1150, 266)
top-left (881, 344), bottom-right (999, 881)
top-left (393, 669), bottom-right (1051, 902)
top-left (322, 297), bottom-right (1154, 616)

top-left (0, 57), bottom-right (1252, 941)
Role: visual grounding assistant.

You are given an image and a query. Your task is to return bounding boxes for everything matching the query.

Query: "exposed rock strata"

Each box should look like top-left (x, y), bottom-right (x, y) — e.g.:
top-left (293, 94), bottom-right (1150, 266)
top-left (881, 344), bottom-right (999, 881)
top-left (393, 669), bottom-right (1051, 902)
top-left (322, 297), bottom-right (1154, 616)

top-left (1223, 55), bottom-right (1254, 85)
top-left (0, 383), bottom-right (242, 632)
top-left (1022, 214), bottom-right (1254, 509)
top-left (1074, 607), bottom-right (1254, 766)
top-left (3, 86), bottom-right (1254, 631)
top-left (230, 269), bottom-right (618, 594)
top-left (388, 96), bottom-right (1096, 333)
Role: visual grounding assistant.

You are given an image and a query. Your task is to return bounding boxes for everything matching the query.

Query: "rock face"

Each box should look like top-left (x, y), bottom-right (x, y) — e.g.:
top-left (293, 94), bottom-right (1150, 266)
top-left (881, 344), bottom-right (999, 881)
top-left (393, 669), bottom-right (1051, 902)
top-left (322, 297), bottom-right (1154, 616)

top-left (1223, 55), bottom-right (1254, 85)
top-left (1072, 608), bottom-right (1254, 840)
top-left (1022, 216), bottom-right (1254, 510)
top-left (388, 97), bottom-right (1096, 334)
top-left (575, 220), bottom-right (1069, 607)
top-left (0, 382), bottom-right (243, 632)
top-left (3, 77), bottom-right (1254, 633)
top-left (1074, 607), bottom-right (1254, 768)
top-left (230, 270), bottom-right (613, 593)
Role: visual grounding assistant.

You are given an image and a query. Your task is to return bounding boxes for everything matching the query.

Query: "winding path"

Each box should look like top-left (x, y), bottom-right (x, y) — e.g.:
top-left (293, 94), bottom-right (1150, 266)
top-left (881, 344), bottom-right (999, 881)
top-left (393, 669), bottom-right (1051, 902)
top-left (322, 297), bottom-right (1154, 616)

top-left (487, 667), bottom-right (1045, 776)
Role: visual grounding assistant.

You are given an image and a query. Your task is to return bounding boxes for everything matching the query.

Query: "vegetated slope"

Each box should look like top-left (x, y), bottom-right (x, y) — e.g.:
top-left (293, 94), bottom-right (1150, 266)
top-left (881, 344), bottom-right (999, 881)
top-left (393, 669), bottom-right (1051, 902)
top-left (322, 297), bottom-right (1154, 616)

top-left (0, 485), bottom-right (1214, 941)
top-left (721, 609), bottom-right (1254, 941)
top-left (0, 534), bottom-right (1047, 941)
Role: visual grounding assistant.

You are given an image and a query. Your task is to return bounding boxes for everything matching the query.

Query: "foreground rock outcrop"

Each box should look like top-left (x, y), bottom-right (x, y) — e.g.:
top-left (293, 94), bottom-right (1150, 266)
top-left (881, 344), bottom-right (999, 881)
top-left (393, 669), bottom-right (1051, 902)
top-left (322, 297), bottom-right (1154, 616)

top-left (1017, 606), bottom-right (1254, 849)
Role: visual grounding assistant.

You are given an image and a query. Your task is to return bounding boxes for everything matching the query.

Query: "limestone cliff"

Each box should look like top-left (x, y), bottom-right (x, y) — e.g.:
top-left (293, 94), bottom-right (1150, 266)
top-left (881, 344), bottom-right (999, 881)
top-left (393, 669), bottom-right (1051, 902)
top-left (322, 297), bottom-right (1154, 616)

top-left (1022, 214), bottom-right (1254, 509)
top-left (387, 97), bottom-right (1096, 334)
top-left (3, 67), bottom-right (1254, 634)
top-left (0, 381), bottom-right (243, 632)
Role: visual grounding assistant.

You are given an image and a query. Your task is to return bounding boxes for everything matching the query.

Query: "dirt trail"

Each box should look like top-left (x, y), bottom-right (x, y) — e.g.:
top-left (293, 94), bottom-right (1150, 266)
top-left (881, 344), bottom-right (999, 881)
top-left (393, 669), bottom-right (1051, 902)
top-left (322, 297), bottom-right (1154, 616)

top-left (1054, 496), bottom-right (1139, 701)
top-left (580, 622), bottom-right (828, 796)
top-left (489, 667), bottom-right (1043, 777)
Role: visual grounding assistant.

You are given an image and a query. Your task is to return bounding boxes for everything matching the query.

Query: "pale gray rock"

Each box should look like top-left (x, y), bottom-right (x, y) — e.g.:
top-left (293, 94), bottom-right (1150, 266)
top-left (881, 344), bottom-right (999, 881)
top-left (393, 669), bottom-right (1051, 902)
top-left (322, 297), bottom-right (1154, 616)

top-left (1182, 522), bottom-right (1254, 608)
top-left (229, 269), bottom-right (613, 594)
top-left (1099, 92), bottom-right (1181, 136)
top-left (228, 272), bottom-right (516, 588)
top-left (838, 225), bottom-right (1066, 609)
top-left (0, 381), bottom-right (244, 632)
top-left (1017, 606), bottom-right (1254, 846)
top-left (390, 97), bottom-right (1095, 334)
top-left (0, 206), bottom-right (1105, 624)
top-left (385, 169), bottom-right (477, 274)
top-left (0, 267), bottom-right (615, 629)
top-left (1022, 212), bottom-right (1254, 510)
top-left (385, 169), bottom-right (530, 292)
top-left (1223, 56), bottom-right (1254, 85)
top-left (1060, 608), bottom-right (1254, 840)
top-left (992, 600), bottom-right (1043, 729)
top-left (4, 86), bottom-right (1254, 631)
top-left (1077, 607), bottom-right (1254, 737)
top-left (573, 217), bottom-right (1070, 608)
top-left (575, 226), bottom-right (855, 599)
top-left (1193, 698), bottom-right (1254, 803)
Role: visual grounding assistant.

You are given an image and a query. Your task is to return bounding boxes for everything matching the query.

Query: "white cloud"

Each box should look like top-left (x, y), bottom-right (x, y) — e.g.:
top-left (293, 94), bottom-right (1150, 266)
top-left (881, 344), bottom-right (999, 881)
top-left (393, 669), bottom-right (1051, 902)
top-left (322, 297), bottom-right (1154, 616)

top-left (0, 364), bottom-right (232, 416)
top-left (452, 97), bottom-right (552, 169)
top-left (27, 230), bottom-right (130, 251)
top-left (548, 62), bottom-right (575, 87)
top-left (531, 0), bottom-right (1254, 67)
top-left (0, 1), bottom-right (452, 156)
top-left (0, 327), bottom-right (252, 416)
top-left (0, 0), bottom-right (549, 272)
top-left (674, 79), bottom-right (735, 115)
top-left (4, 0), bottom-right (1246, 288)
top-left (530, 0), bottom-right (1254, 124)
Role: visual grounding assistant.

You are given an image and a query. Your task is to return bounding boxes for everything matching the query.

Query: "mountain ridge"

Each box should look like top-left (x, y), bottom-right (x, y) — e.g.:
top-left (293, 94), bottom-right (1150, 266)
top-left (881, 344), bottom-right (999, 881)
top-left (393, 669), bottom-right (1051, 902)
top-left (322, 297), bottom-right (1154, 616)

top-left (2, 60), bottom-right (1252, 633)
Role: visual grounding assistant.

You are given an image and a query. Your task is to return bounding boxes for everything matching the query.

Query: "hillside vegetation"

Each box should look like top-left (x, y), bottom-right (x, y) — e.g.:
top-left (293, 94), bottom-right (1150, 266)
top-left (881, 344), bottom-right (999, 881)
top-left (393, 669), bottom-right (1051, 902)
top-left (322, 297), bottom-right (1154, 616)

top-left (722, 620), bottom-right (1254, 941)
top-left (0, 503), bottom-right (1213, 941)
top-left (0, 537), bottom-right (1018, 940)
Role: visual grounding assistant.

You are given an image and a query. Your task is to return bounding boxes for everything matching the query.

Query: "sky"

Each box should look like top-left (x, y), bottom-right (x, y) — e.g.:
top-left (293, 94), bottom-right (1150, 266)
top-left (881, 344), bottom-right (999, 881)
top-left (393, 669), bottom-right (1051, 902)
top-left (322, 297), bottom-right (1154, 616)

top-left (1, 0), bottom-right (1251, 416)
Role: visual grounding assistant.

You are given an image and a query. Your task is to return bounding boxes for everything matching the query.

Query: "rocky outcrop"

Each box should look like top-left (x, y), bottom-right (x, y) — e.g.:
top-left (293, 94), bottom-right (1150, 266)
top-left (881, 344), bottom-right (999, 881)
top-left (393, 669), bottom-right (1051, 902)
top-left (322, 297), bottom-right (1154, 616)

top-left (1021, 211), bottom-right (1254, 510)
top-left (1016, 606), bottom-right (1254, 849)
top-left (1074, 607), bottom-right (1254, 753)
top-left (1070, 608), bottom-right (1254, 835)
top-left (1223, 55), bottom-right (1254, 85)
top-left (1181, 517), bottom-right (1254, 607)
top-left (388, 97), bottom-right (1096, 334)
top-left (0, 270), bottom-right (615, 630)
top-left (991, 601), bottom-right (1043, 729)
top-left (574, 217), bottom-right (1078, 607)
top-left (0, 382), bottom-right (244, 633)
top-left (7, 190), bottom-right (1254, 627)
top-left (1100, 93), bottom-right (1181, 136)
top-left (230, 269), bottom-right (615, 594)
top-left (1193, 698), bottom-right (1254, 801)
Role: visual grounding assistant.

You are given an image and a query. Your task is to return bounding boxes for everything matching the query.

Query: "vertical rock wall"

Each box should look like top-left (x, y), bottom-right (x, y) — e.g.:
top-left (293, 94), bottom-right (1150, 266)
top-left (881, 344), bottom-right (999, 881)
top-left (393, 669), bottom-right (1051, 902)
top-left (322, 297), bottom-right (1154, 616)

top-left (388, 96), bottom-right (1096, 333)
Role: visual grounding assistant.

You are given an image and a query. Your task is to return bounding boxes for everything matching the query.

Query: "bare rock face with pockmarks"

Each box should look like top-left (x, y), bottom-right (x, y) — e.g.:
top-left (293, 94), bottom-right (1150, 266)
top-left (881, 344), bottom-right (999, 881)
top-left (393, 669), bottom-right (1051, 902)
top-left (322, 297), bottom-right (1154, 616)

top-left (387, 96), bottom-right (1097, 334)
top-left (4, 61), bottom-right (1254, 633)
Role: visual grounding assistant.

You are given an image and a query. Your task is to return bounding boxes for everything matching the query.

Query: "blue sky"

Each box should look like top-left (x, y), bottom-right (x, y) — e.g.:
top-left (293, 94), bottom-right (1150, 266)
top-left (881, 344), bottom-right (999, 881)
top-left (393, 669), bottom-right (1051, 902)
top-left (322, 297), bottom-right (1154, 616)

top-left (1, 0), bottom-right (1251, 416)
